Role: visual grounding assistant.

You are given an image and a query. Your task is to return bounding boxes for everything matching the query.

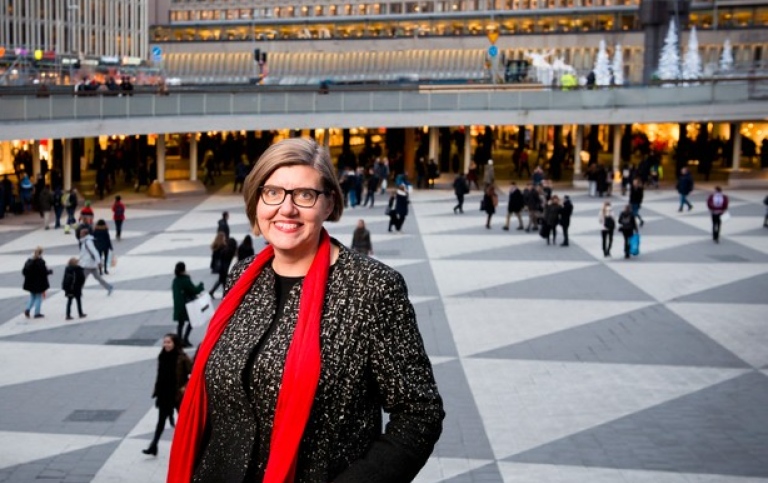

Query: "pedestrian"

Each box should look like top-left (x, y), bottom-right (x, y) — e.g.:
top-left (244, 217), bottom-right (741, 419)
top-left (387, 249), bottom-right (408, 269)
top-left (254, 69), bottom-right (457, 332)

top-left (764, 195), bottom-right (768, 228)
top-left (599, 201), bottom-right (615, 258)
top-left (560, 195), bottom-right (573, 246)
top-left (502, 181), bottom-right (525, 230)
top-left (618, 204), bottom-right (638, 258)
top-left (112, 195), bottom-right (126, 241)
top-left (217, 211), bottom-right (230, 238)
top-left (172, 261), bottom-right (204, 348)
top-left (482, 184), bottom-right (498, 229)
top-left (22, 246), bottom-right (53, 318)
top-left (677, 167), bottom-right (694, 212)
top-left (388, 184), bottom-right (410, 232)
top-left (351, 219), bottom-right (373, 255)
top-left (362, 168), bottom-right (379, 208)
top-left (629, 178), bottom-right (645, 227)
top-left (236, 234), bottom-right (255, 261)
top-left (706, 186), bottom-right (729, 243)
top-left (452, 172), bottom-right (469, 214)
top-left (62, 257), bottom-right (86, 320)
top-left (209, 231), bottom-right (227, 274)
top-left (168, 138), bottom-right (443, 482)
top-left (484, 159), bottom-right (495, 188)
top-left (542, 195), bottom-right (562, 245)
top-left (141, 333), bottom-right (192, 457)
top-left (52, 186), bottom-right (64, 229)
top-left (233, 155), bottom-right (249, 193)
top-left (64, 188), bottom-right (78, 233)
top-left (78, 226), bottom-right (114, 295)
top-left (92, 219), bottom-right (113, 275)
top-left (19, 173), bottom-right (33, 212)
top-left (38, 184), bottom-right (54, 230)
top-left (209, 236), bottom-right (237, 299)
top-left (525, 183), bottom-right (543, 232)
top-left (79, 200), bottom-right (94, 228)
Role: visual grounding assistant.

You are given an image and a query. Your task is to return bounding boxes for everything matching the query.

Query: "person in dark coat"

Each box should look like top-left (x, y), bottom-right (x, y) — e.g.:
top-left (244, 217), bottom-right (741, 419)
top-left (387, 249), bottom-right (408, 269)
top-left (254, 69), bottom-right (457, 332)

top-left (677, 167), bottom-right (694, 212)
top-left (629, 178), bottom-right (645, 227)
top-left (542, 195), bottom-right (563, 245)
top-left (706, 186), bottom-right (729, 243)
top-left (172, 261), bottom-right (204, 348)
top-left (22, 246), bottom-right (52, 318)
top-left (62, 257), bottom-right (87, 320)
top-left (482, 184), bottom-right (498, 229)
top-left (236, 234), bottom-right (255, 261)
top-left (452, 172), bottom-right (469, 214)
top-left (618, 204), bottom-right (639, 258)
top-left (389, 185), bottom-right (410, 232)
top-left (351, 219), bottom-right (373, 255)
top-left (559, 195), bottom-right (574, 246)
top-left (503, 182), bottom-right (525, 230)
top-left (38, 184), bottom-right (54, 230)
top-left (217, 211), bottom-right (230, 238)
top-left (52, 186), bottom-right (64, 229)
top-left (91, 219), bottom-right (113, 275)
top-left (142, 333), bottom-right (192, 457)
top-left (209, 237), bottom-right (237, 299)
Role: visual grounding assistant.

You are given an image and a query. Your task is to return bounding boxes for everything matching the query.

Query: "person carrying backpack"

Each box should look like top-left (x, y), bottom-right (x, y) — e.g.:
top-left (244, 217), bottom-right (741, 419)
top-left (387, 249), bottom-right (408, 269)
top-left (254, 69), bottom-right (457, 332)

top-left (62, 257), bottom-right (87, 320)
top-left (618, 204), bottom-right (638, 259)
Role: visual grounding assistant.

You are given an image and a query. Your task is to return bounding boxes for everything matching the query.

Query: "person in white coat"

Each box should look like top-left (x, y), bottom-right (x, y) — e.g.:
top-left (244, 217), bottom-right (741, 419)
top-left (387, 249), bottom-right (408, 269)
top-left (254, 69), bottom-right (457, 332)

top-left (78, 226), bottom-right (114, 295)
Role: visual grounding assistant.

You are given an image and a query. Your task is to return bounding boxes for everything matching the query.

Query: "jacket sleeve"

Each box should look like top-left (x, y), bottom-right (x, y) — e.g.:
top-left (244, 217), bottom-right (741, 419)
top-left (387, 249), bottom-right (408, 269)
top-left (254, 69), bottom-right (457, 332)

top-left (334, 272), bottom-right (444, 483)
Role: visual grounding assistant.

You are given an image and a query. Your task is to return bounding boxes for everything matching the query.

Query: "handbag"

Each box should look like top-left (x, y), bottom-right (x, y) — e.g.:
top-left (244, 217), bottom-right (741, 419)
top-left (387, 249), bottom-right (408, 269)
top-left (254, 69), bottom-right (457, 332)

top-left (630, 232), bottom-right (640, 256)
top-left (720, 211), bottom-right (731, 222)
top-left (109, 253), bottom-right (117, 267)
top-left (186, 292), bottom-right (214, 329)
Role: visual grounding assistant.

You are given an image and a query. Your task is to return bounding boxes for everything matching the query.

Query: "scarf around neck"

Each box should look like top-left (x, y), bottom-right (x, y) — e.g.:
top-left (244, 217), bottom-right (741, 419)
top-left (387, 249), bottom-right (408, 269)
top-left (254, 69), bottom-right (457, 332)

top-left (167, 230), bottom-right (331, 483)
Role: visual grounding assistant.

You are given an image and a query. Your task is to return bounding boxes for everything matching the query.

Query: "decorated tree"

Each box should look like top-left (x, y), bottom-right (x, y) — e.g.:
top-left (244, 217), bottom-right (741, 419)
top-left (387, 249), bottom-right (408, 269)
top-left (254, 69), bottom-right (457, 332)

top-left (611, 44), bottom-right (624, 86)
top-left (657, 18), bottom-right (680, 85)
top-left (720, 38), bottom-right (734, 71)
top-left (594, 39), bottom-right (611, 86)
top-left (681, 26), bottom-right (702, 84)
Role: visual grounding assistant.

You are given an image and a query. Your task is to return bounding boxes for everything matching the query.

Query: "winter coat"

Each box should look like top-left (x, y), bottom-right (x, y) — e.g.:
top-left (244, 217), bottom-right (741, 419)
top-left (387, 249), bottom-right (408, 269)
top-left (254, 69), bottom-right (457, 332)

top-left (677, 172), bottom-right (694, 195)
top-left (112, 200), bottom-right (126, 221)
top-left (62, 265), bottom-right (86, 297)
top-left (629, 185), bottom-right (644, 205)
top-left (507, 188), bottom-right (525, 213)
top-left (172, 274), bottom-right (204, 322)
top-left (544, 203), bottom-right (562, 227)
top-left (23, 257), bottom-right (52, 294)
top-left (351, 227), bottom-right (372, 254)
top-left (394, 189), bottom-right (409, 217)
top-left (560, 199), bottom-right (574, 227)
top-left (92, 228), bottom-right (113, 253)
top-left (618, 210), bottom-right (638, 234)
top-left (38, 188), bottom-right (54, 212)
top-left (707, 192), bottom-right (729, 215)
top-left (153, 350), bottom-right (193, 411)
top-left (78, 235), bottom-right (101, 269)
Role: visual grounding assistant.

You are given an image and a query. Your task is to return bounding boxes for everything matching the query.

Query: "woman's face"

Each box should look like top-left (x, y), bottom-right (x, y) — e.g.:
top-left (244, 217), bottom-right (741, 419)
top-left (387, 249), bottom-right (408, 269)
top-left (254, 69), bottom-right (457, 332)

top-left (163, 336), bottom-right (175, 352)
top-left (257, 165), bottom-right (334, 260)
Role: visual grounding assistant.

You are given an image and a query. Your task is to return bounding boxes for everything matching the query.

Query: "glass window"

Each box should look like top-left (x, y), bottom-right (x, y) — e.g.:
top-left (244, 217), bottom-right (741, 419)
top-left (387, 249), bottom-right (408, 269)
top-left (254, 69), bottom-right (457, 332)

top-left (329, 5), bottom-right (338, 15)
top-left (406, 2), bottom-right (420, 13)
top-left (756, 7), bottom-right (768, 27)
top-left (390, 3), bottom-right (403, 13)
top-left (226, 9), bottom-right (237, 20)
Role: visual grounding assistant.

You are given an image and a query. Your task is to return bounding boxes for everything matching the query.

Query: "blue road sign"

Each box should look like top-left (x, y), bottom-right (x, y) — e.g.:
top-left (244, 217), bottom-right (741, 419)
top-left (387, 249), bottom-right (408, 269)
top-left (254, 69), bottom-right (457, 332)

top-left (488, 45), bottom-right (498, 58)
top-left (151, 46), bottom-right (163, 62)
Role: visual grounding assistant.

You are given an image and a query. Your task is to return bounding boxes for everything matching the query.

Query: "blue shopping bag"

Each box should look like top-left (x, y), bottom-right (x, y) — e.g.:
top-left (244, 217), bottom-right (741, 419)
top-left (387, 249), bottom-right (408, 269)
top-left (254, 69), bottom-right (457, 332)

top-left (630, 232), bottom-right (640, 256)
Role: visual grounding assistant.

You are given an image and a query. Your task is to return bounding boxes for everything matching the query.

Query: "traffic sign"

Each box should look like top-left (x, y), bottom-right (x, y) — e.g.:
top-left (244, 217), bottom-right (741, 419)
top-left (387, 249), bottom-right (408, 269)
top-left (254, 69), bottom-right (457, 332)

top-left (151, 46), bottom-right (163, 62)
top-left (488, 45), bottom-right (498, 58)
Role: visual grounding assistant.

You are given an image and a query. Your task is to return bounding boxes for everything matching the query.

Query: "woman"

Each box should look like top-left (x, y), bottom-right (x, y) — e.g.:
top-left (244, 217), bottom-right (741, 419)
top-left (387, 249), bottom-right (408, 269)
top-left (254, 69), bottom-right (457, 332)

top-left (388, 184), bottom-right (410, 232)
top-left (62, 257), bottom-right (87, 320)
top-left (142, 334), bottom-right (192, 457)
top-left (351, 219), bottom-right (373, 255)
top-left (599, 201), bottom-right (615, 258)
top-left (482, 184), bottom-right (498, 229)
top-left (237, 234), bottom-right (255, 261)
top-left (618, 204), bottom-right (638, 259)
top-left (22, 246), bottom-right (52, 318)
top-left (209, 236), bottom-right (237, 299)
top-left (112, 195), bottom-right (126, 240)
top-left (92, 219), bottom-right (113, 275)
top-left (172, 261), bottom-right (205, 348)
top-left (209, 231), bottom-right (227, 274)
top-left (169, 138), bottom-right (443, 482)
top-left (542, 195), bottom-right (562, 245)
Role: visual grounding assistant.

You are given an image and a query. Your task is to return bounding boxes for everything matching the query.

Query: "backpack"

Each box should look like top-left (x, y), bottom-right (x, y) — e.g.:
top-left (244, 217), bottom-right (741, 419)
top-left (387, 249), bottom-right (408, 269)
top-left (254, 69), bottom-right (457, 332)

top-left (62, 267), bottom-right (76, 292)
top-left (619, 213), bottom-right (633, 231)
top-left (604, 216), bottom-right (616, 231)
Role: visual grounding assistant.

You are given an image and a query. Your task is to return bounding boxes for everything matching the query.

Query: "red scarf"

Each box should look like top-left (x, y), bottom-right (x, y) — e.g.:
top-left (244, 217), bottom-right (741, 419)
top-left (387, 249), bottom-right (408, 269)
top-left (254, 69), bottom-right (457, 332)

top-left (168, 230), bottom-right (330, 483)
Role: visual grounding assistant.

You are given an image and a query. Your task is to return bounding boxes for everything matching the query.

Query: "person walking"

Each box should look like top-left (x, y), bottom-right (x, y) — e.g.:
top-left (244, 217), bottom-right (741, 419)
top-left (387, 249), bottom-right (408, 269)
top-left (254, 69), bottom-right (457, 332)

top-left (38, 184), bottom-right (54, 230)
top-left (351, 219), bottom-right (373, 255)
top-left (388, 184), bottom-right (410, 232)
top-left (209, 236), bottom-right (237, 299)
top-left (52, 186), bottom-right (64, 230)
top-left (629, 178), bottom-right (645, 227)
top-left (483, 159), bottom-right (495, 187)
top-left (62, 257), bottom-right (87, 320)
top-left (362, 168), bottom-right (379, 208)
top-left (22, 246), bottom-right (53, 318)
top-left (209, 231), bottom-right (227, 274)
top-left (676, 167), bottom-right (694, 212)
top-left (502, 182), bottom-right (525, 231)
top-left (236, 234), bottom-right (255, 261)
top-left (172, 262), bottom-right (204, 349)
top-left (618, 204), bottom-right (638, 259)
top-left (560, 195), bottom-right (573, 246)
top-left (599, 201), bottom-right (615, 258)
top-left (217, 211), bottom-right (230, 238)
top-left (452, 172), bottom-right (469, 214)
top-left (92, 219), bottom-right (114, 275)
top-left (542, 195), bottom-right (562, 245)
top-left (64, 188), bottom-right (78, 234)
top-left (112, 195), bottom-right (126, 241)
top-left (525, 183), bottom-right (543, 232)
top-left (78, 226), bottom-right (114, 295)
top-left (706, 186), bottom-right (729, 243)
top-left (19, 173), bottom-right (34, 212)
top-left (141, 333), bottom-right (192, 457)
top-left (482, 184), bottom-right (498, 229)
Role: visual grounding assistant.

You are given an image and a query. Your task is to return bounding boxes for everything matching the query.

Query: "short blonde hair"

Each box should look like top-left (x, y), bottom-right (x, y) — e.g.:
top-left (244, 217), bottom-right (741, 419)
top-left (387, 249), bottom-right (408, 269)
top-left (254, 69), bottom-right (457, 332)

top-left (33, 246), bottom-right (43, 258)
top-left (243, 138), bottom-right (343, 228)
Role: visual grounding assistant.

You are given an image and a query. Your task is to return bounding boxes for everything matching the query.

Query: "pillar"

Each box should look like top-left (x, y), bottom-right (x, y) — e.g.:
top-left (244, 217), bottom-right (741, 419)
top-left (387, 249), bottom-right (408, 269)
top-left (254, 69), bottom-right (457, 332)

top-left (612, 124), bottom-right (622, 179)
top-left (404, 128), bottom-right (415, 179)
top-left (463, 125), bottom-right (472, 175)
top-left (731, 122), bottom-right (741, 170)
top-left (156, 134), bottom-right (166, 183)
top-left (573, 125), bottom-right (584, 176)
top-left (323, 129), bottom-right (331, 149)
top-left (189, 134), bottom-right (198, 181)
top-left (428, 127), bottom-right (439, 163)
top-left (32, 140), bottom-right (41, 180)
top-left (63, 139), bottom-right (72, 191)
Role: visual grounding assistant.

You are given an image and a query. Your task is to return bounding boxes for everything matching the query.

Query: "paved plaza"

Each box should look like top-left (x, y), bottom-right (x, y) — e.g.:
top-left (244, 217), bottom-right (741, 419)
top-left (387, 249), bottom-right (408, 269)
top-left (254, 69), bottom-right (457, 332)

top-left (0, 183), bottom-right (767, 483)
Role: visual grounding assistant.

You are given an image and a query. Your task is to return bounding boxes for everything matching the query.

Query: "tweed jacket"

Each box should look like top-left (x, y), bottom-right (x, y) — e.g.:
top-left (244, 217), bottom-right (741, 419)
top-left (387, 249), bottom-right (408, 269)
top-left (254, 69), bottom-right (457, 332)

top-left (193, 242), bottom-right (444, 483)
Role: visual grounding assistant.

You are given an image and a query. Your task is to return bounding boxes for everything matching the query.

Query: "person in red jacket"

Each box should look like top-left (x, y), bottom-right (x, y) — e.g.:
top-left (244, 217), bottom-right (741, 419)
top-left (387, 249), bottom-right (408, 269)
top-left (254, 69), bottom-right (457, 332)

top-left (112, 195), bottom-right (126, 241)
top-left (706, 186), bottom-right (729, 243)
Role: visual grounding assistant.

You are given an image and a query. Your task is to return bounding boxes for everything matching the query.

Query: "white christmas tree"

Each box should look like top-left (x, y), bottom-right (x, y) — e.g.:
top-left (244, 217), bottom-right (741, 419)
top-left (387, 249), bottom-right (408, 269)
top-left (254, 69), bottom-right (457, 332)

top-left (593, 39), bottom-right (611, 86)
top-left (611, 44), bottom-right (624, 86)
top-left (720, 38), bottom-right (734, 71)
top-left (657, 18), bottom-right (680, 85)
top-left (681, 26), bottom-right (702, 84)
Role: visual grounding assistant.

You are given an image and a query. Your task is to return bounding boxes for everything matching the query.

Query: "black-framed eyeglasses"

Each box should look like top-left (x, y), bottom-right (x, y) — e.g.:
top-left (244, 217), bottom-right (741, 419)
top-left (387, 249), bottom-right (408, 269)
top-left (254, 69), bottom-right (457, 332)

top-left (259, 185), bottom-right (328, 208)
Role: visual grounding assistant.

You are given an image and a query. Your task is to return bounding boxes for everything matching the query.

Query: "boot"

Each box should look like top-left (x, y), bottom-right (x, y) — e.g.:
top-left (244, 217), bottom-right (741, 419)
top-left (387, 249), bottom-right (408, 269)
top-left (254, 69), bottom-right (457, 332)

top-left (142, 445), bottom-right (158, 456)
